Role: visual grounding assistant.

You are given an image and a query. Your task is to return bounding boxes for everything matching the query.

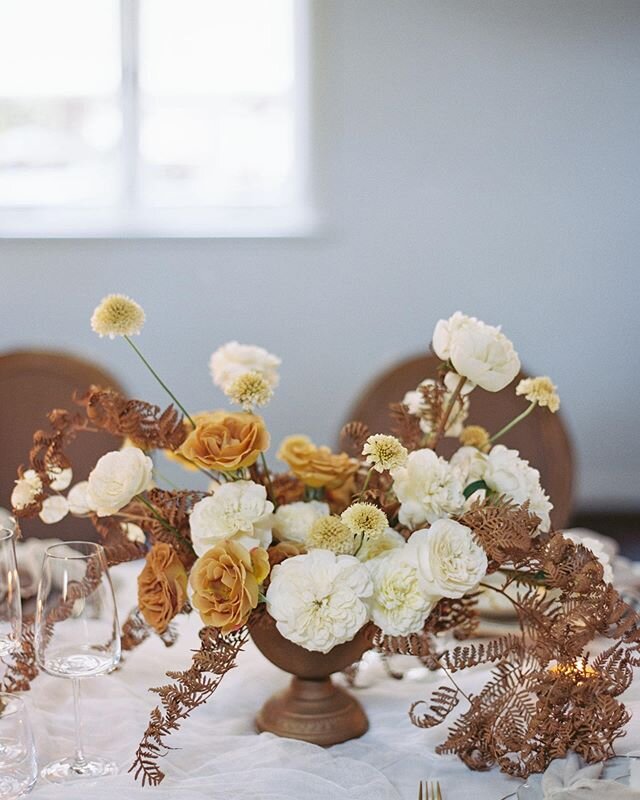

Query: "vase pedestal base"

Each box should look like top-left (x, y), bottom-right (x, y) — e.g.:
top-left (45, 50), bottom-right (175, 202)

top-left (256, 676), bottom-right (369, 747)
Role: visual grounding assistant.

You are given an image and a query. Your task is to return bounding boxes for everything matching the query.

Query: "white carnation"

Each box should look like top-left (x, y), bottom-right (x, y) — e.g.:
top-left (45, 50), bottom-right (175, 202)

top-left (67, 481), bottom-right (91, 515)
top-left (403, 379), bottom-right (469, 437)
top-left (392, 449), bottom-right (465, 528)
top-left (366, 550), bottom-right (437, 636)
top-left (209, 341), bottom-right (281, 392)
top-left (86, 447), bottom-right (153, 517)
top-left (484, 445), bottom-right (552, 530)
top-left (189, 480), bottom-right (273, 555)
top-left (272, 500), bottom-right (329, 544)
top-left (39, 495), bottom-right (69, 524)
top-left (432, 312), bottom-right (520, 393)
top-left (11, 470), bottom-right (43, 510)
top-left (406, 519), bottom-right (488, 598)
top-left (266, 550), bottom-right (373, 653)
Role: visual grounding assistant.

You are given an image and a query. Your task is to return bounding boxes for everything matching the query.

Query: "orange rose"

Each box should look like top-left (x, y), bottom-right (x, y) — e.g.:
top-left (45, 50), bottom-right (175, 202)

top-left (268, 540), bottom-right (307, 568)
top-left (178, 411), bottom-right (269, 472)
top-left (277, 435), bottom-right (358, 489)
top-left (138, 543), bottom-right (188, 633)
top-left (190, 541), bottom-right (270, 632)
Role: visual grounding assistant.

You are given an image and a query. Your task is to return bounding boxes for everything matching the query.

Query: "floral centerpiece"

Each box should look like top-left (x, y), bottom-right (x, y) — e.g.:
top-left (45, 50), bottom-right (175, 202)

top-left (6, 297), bottom-right (639, 785)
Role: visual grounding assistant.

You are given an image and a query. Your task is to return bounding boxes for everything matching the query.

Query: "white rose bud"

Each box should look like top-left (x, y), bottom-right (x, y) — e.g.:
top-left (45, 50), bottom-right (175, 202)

top-left (86, 447), bottom-right (153, 517)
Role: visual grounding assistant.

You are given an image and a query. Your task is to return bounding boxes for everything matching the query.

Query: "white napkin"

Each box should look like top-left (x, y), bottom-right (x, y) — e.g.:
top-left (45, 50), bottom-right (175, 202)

top-left (542, 753), bottom-right (640, 798)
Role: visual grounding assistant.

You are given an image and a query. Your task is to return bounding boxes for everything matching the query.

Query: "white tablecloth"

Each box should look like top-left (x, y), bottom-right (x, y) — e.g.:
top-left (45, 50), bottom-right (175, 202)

top-left (19, 562), bottom-right (640, 800)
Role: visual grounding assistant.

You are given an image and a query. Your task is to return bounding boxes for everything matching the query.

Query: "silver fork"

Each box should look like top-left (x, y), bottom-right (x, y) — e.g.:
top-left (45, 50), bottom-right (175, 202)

top-left (418, 780), bottom-right (442, 800)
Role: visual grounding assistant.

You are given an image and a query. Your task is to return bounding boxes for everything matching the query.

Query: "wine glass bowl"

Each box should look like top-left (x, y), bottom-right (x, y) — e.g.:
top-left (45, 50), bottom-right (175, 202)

top-left (34, 541), bottom-right (120, 783)
top-left (0, 528), bottom-right (21, 659)
top-left (0, 694), bottom-right (38, 799)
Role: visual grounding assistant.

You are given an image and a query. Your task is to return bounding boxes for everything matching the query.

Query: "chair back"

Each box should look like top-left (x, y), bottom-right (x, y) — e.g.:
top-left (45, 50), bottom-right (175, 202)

top-left (342, 353), bottom-right (574, 530)
top-left (0, 350), bottom-right (125, 540)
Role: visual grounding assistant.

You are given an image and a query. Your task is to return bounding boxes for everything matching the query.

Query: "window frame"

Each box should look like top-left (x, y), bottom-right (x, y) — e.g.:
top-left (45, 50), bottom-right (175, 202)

top-left (0, 0), bottom-right (315, 239)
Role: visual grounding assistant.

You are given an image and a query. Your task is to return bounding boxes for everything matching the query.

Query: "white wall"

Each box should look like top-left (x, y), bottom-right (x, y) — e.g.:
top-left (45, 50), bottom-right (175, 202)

top-left (1, 0), bottom-right (639, 508)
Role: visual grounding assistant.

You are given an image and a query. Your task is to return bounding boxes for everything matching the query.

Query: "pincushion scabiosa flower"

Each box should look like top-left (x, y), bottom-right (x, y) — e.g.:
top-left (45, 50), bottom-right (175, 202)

top-left (392, 449), bottom-right (465, 528)
top-left (190, 541), bottom-right (270, 633)
top-left (459, 425), bottom-right (491, 452)
top-left (11, 470), bottom-right (43, 510)
top-left (210, 341), bottom-right (281, 392)
top-left (366, 550), bottom-right (438, 636)
top-left (432, 312), bottom-right (520, 393)
top-left (189, 480), bottom-right (274, 555)
top-left (266, 549), bottom-right (372, 653)
top-left (225, 371), bottom-right (273, 411)
top-left (86, 447), bottom-right (153, 517)
top-left (272, 500), bottom-right (329, 544)
top-left (341, 502), bottom-right (388, 542)
top-left (516, 376), bottom-right (560, 412)
top-left (307, 516), bottom-right (355, 555)
top-left (406, 519), bottom-right (488, 599)
top-left (362, 434), bottom-right (408, 472)
top-left (91, 294), bottom-right (145, 339)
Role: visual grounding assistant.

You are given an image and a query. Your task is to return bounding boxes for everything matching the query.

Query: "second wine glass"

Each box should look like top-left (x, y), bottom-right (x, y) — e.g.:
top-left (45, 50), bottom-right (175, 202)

top-left (34, 541), bottom-right (120, 783)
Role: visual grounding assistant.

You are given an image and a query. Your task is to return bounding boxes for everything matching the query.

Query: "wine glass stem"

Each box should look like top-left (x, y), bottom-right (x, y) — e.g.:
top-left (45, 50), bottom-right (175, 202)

top-left (71, 678), bottom-right (87, 770)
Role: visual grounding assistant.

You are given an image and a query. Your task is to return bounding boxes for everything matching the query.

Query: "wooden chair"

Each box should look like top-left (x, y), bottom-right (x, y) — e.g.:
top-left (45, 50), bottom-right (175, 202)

top-left (341, 354), bottom-right (574, 530)
top-left (0, 350), bottom-right (125, 541)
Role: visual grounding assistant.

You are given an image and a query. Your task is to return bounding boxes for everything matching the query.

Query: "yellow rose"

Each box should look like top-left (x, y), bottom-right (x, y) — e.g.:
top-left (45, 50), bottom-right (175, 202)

top-left (190, 541), bottom-right (270, 632)
top-left (137, 543), bottom-right (188, 633)
top-left (277, 435), bottom-right (358, 489)
top-left (178, 411), bottom-right (270, 472)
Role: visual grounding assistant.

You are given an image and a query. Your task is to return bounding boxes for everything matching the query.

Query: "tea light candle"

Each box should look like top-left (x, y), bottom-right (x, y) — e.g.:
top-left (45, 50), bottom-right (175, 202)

top-left (549, 658), bottom-right (598, 682)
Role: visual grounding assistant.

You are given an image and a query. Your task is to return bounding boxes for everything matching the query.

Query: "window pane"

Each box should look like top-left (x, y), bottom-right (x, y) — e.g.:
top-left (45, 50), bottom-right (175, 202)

top-left (0, 0), bottom-right (121, 207)
top-left (139, 0), bottom-right (299, 208)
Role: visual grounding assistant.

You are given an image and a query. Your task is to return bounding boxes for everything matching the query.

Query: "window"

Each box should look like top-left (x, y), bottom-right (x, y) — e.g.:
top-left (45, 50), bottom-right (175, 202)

top-left (0, 0), bottom-right (312, 236)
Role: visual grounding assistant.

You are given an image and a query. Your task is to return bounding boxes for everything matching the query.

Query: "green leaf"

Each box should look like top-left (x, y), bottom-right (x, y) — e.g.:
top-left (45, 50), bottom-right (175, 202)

top-left (463, 479), bottom-right (488, 500)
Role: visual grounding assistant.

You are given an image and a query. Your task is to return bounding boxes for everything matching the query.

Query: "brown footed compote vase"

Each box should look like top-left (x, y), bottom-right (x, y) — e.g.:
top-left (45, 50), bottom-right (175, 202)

top-left (250, 615), bottom-right (375, 747)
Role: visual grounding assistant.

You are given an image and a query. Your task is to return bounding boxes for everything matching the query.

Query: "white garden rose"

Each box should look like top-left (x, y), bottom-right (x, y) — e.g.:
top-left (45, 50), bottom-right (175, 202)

top-left (209, 341), bottom-right (281, 391)
top-left (403, 379), bottom-right (469, 437)
top-left (86, 447), bottom-right (153, 517)
top-left (67, 481), bottom-right (91, 515)
top-left (450, 446), bottom-right (487, 486)
top-left (484, 445), bottom-right (552, 530)
top-left (406, 519), bottom-right (488, 599)
top-left (392, 449), bottom-right (465, 528)
top-left (272, 500), bottom-right (329, 544)
top-left (11, 470), bottom-right (43, 510)
top-left (432, 312), bottom-right (520, 393)
top-left (366, 550), bottom-right (438, 636)
top-left (189, 480), bottom-right (274, 555)
top-left (266, 549), bottom-right (373, 653)
top-left (39, 495), bottom-right (69, 524)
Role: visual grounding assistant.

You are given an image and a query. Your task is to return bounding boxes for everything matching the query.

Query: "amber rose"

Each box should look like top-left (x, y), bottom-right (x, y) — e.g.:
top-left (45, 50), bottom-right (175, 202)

top-left (138, 543), bottom-right (188, 634)
top-left (178, 411), bottom-right (270, 472)
top-left (277, 435), bottom-right (357, 489)
top-left (190, 540), bottom-right (270, 632)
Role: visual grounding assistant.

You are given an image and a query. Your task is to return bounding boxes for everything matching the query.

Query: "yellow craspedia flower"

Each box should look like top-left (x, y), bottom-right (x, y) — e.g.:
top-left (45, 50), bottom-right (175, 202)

top-left (516, 376), bottom-right (560, 413)
top-left (225, 371), bottom-right (273, 411)
top-left (459, 425), bottom-right (491, 452)
top-left (307, 516), bottom-right (355, 555)
top-left (362, 434), bottom-right (408, 472)
top-left (341, 502), bottom-right (387, 541)
top-left (91, 294), bottom-right (145, 339)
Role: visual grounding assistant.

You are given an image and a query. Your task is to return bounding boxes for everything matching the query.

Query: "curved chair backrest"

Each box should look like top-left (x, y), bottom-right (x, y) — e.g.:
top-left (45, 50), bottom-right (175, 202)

top-left (0, 350), bottom-right (125, 541)
top-left (341, 353), bottom-right (574, 530)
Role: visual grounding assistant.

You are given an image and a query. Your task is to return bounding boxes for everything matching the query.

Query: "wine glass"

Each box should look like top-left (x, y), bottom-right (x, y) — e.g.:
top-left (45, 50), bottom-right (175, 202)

top-left (34, 541), bottom-right (121, 783)
top-left (0, 528), bottom-right (21, 658)
top-left (0, 693), bottom-right (38, 798)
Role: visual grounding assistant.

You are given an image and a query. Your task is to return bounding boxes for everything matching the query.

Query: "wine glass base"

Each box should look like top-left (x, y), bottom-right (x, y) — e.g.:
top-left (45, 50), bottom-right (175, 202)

top-left (41, 755), bottom-right (118, 783)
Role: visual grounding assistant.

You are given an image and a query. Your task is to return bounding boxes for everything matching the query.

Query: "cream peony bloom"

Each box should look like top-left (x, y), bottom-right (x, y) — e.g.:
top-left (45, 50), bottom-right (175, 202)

top-left (483, 445), bottom-right (552, 530)
top-left (86, 447), bottom-right (153, 517)
top-left (39, 495), bottom-right (69, 524)
top-left (392, 449), bottom-right (465, 528)
top-left (406, 519), bottom-right (488, 598)
top-left (11, 470), bottom-right (43, 510)
top-left (366, 550), bottom-right (438, 636)
top-left (90, 294), bottom-right (145, 338)
top-left (362, 434), bottom-right (408, 472)
top-left (272, 500), bottom-right (329, 544)
top-left (189, 480), bottom-right (274, 555)
top-left (403, 379), bottom-right (470, 437)
top-left (266, 549), bottom-right (372, 653)
top-left (432, 312), bottom-right (520, 393)
top-left (209, 341), bottom-right (281, 392)
top-left (67, 481), bottom-right (91, 515)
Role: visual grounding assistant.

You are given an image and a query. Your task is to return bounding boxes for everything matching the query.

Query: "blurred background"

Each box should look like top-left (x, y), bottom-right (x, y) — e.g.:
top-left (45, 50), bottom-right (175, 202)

top-left (0, 1), bottom-right (638, 543)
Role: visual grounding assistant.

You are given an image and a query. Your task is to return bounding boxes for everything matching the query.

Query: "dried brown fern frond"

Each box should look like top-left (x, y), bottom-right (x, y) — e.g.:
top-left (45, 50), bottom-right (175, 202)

top-left (121, 608), bottom-right (152, 652)
top-left (388, 402), bottom-right (422, 450)
top-left (441, 634), bottom-right (523, 674)
top-left (457, 497), bottom-right (539, 564)
top-left (410, 685), bottom-right (460, 729)
top-left (130, 626), bottom-right (249, 786)
top-left (1, 616), bottom-right (39, 693)
top-left (417, 381), bottom-right (447, 436)
top-left (339, 421), bottom-right (370, 456)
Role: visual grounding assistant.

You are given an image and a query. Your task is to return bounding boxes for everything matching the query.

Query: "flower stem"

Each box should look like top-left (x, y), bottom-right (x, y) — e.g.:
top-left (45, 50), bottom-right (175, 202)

top-left (260, 453), bottom-right (278, 508)
top-left (489, 401), bottom-right (536, 444)
top-left (152, 467), bottom-right (181, 491)
top-left (358, 467), bottom-right (374, 500)
top-left (428, 375), bottom-right (466, 449)
top-left (124, 336), bottom-right (196, 428)
top-left (135, 494), bottom-right (195, 556)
